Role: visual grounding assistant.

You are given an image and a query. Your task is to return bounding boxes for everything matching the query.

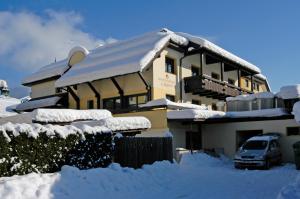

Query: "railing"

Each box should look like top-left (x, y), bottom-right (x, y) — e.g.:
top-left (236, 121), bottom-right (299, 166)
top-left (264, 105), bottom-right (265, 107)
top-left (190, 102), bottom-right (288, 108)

top-left (184, 75), bottom-right (252, 98)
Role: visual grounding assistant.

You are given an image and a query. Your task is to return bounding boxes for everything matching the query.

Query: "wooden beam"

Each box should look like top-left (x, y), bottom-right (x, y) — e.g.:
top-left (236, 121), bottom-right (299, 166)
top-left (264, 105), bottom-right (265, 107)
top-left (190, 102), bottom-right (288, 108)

top-left (237, 68), bottom-right (241, 88)
top-left (67, 86), bottom-right (80, 109)
top-left (111, 77), bottom-right (125, 108)
top-left (137, 72), bottom-right (152, 101)
top-left (250, 74), bottom-right (254, 92)
top-left (200, 52), bottom-right (203, 77)
top-left (87, 82), bottom-right (101, 109)
top-left (220, 62), bottom-right (224, 81)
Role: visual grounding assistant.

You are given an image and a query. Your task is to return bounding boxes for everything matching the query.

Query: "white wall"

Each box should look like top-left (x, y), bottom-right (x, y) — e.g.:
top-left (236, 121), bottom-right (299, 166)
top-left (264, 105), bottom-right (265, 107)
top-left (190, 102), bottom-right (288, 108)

top-left (202, 119), bottom-right (300, 162)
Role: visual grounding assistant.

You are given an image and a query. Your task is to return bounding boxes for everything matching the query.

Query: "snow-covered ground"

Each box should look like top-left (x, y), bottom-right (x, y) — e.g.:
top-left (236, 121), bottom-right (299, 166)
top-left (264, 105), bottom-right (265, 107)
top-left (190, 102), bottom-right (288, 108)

top-left (0, 153), bottom-right (297, 199)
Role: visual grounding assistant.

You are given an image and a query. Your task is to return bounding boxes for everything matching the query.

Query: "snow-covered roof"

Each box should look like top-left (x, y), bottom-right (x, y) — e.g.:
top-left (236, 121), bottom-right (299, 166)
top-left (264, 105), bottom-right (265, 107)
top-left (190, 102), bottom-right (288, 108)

top-left (139, 98), bottom-right (208, 110)
top-left (72, 116), bottom-right (151, 132)
top-left (22, 59), bottom-right (69, 85)
top-left (54, 28), bottom-right (262, 88)
top-left (0, 80), bottom-right (8, 88)
top-left (277, 85), bottom-right (300, 99)
top-left (226, 92), bottom-right (275, 102)
top-left (167, 108), bottom-right (288, 120)
top-left (167, 109), bottom-right (226, 120)
top-left (32, 109), bottom-right (112, 123)
top-left (176, 32), bottom-right (261, 74)
top-left (16, 96), bottom-right (62, 112)
top-left (0, 96), bottom-right (20, 118)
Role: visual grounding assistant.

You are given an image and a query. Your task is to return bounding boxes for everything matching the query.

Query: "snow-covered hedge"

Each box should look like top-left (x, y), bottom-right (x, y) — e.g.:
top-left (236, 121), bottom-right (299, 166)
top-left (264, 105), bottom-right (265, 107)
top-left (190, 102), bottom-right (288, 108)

top-left (0, 123), bottom-right (113, 177)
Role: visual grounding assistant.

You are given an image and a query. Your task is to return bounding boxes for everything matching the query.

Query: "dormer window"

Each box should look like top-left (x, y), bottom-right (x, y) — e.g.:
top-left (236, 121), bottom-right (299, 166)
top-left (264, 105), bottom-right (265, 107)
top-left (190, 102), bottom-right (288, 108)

top-left (165, 57), bottom-right (175, 74)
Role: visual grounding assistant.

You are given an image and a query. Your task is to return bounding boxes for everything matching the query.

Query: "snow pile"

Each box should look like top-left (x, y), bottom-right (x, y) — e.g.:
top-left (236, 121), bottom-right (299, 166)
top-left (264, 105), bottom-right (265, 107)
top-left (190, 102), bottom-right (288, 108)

top-left (167, 109), bottom-right (225, 120)
top-left (226, 92), bottom-right (274, 102)
top-left (277, 85), bottom-right (300, 99)
top-left (0, 122), bottom-right (110, 142)
top-left (277, 174), bottom-right (300, 199)
top-left (73, 116), bottom-right (151, 132)
top-left (32, 109), bottom-right (112, 123)
top-left (292, 101), bottom-right (300, 123)
top-left (139, 98), bottom-right (208, 110)
top-left (0, 80), bottom-right (8, 88)
top-left (225, 108), bottom-right (288, 118)
top-left (0, 96), bottom-right (20, 118)
top-left (0, 153), bottom-right (297, 199)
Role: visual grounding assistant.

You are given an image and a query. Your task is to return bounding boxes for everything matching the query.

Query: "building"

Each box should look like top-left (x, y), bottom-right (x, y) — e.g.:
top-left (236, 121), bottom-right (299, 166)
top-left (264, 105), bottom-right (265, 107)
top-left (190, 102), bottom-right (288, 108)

top-left (20, 28), bottom-right (270, 112)
top-left (19, 28), bottom-right (283, 161)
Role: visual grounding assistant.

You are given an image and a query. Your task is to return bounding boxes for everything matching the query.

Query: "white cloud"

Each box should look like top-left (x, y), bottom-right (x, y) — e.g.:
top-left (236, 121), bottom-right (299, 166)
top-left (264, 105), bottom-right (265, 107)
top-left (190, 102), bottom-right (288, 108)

top-left (0, 10), bottom-right (110, 71)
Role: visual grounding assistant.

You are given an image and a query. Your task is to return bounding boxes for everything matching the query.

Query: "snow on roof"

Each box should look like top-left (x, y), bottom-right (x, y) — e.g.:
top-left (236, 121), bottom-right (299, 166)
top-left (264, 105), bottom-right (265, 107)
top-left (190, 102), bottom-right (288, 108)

top-left (32, 109), bottom-right (112, 123)
top-left (277, 85), bottom-right (300, 99)
top-left (139, 98), bottom-right (208, 110)
top-left (72, 116), bottom-right (151, 132)
top-left (254, 74), bottom-right (267, 80)
top-left (16, 96), bottom-right (62, 112)
top-left (176, 32), bottom-right (261, 74)
top-left (292, 101), bottom-right (300, 124)
top-left (226, 92), bottom-right (275, 102)
top-left (0, 80), bottom-right (8, 88)
top-left (167, 108), bottom-right (288, 120)
top-left (54, 28), bottom-right (261, 88)
top-left (167, 109), bottom-right (225, 120)
top-left (22, 59), bottom-right (69, 85)
top-left (0, 96), bottom-right (20, 118)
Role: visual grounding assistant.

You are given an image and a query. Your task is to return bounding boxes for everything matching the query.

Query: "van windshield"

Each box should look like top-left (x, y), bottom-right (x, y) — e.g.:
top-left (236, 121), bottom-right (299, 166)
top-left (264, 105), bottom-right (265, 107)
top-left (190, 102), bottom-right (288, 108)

top-left (243, 140), bottom-right (268, 150)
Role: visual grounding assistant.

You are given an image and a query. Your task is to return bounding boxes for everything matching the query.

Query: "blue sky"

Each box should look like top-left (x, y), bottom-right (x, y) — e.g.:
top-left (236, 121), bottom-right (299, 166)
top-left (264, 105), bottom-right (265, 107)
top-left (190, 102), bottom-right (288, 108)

top-left (0, 0), bottom-right (299, 93)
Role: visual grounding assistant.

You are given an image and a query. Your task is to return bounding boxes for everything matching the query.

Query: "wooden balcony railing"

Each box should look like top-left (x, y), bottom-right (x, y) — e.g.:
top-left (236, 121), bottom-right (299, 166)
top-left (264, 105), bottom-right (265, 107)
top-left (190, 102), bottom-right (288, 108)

top-left (184, 75), bottom-right (252, 99)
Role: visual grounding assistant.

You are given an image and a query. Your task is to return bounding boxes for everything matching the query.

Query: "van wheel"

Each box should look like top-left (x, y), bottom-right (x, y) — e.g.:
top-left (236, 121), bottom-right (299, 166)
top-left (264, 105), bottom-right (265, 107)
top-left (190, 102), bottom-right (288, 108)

top-left (264, 159), bottom-right (270, 170)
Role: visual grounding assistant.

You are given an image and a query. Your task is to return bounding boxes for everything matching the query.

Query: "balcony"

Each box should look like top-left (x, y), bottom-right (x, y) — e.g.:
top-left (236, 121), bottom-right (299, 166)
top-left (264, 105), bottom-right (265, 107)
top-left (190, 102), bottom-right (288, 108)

top-left (184, 75), bottom-right (252, 100)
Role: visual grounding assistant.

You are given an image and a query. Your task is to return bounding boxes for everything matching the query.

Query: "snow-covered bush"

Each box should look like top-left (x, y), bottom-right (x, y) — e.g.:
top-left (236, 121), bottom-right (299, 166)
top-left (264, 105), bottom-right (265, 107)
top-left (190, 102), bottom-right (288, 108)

top-left (0, 123), bottom-right (114, 177)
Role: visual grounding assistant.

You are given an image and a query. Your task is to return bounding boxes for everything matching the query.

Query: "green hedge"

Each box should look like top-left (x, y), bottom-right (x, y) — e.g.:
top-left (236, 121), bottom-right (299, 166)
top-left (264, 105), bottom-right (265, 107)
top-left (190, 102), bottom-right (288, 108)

top-left (0, 130), bottom-right (113, 177)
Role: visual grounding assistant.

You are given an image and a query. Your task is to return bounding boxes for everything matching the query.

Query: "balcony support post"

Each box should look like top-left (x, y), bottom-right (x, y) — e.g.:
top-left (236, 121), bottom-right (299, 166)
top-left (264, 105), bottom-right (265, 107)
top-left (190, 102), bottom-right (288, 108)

top-left (220, 62), bottom-right (224, 82)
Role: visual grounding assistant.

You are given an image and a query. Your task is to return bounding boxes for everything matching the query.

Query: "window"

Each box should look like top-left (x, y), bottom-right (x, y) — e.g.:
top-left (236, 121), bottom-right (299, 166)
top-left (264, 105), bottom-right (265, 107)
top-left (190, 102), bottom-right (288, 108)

top-left (137, 95), bottom-right (147, 105)
top-left (192, 100), bottom-right (200, 105)
top-left (191, 66), bottom-right (199, 76)
top-left (186, 131), bottom-right (202, 150)
top-left (103, 98), bottom-right (115, 110)
top-left (211, 72), bottom-right (220, 80)
top-left (287, 127), bottom-right (300, 136)
top-left (103, 94), bottom-right (148, 110)
top-left (128, 96), bottom-right (137, 108)
top-left (165, 57), bottom-right (175, 74)
top-left (228, 78), bottom-right (235, 85)
top-left (87, 100), bottom-right (94, 109)
top-left (166, 95), bottom-right (175, 102)
top-left (245, 79), bottom-right (249, 87)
